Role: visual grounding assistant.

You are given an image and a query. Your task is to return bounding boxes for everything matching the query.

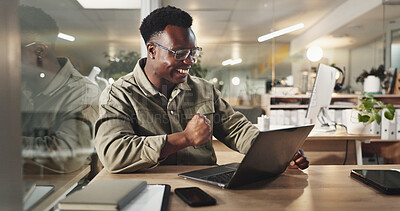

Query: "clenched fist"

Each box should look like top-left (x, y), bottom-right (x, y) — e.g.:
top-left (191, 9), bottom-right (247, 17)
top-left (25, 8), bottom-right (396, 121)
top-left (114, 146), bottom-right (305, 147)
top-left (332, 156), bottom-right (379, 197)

top-left (183, 113), bottom-right (212, 146)
top-left (288, 149), bottom-right (309, 170)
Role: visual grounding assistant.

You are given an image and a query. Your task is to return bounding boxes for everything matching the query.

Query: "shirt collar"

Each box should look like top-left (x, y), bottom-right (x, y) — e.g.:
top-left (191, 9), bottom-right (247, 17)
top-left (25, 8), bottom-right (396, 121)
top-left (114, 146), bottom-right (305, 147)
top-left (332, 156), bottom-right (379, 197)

top-left (133, 58), bottom-right (191, 97)
top-left (41, 57), bottom-right (72, 96)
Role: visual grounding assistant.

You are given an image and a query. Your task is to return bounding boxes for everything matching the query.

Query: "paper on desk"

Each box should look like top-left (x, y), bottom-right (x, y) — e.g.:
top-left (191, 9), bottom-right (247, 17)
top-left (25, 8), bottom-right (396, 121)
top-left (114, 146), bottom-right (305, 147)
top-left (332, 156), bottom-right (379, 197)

top-left (121, 185), bottom-right (165, 211)
top-left (24, 185), bottom-right (54, 211)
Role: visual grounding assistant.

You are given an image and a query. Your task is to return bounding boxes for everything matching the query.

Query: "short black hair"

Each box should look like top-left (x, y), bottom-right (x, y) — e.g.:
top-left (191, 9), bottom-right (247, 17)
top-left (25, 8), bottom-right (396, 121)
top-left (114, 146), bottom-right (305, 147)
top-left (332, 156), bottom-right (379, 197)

top-left (19, 5), bottom-right (59, 46)
top-left (139, 5), bottom-right (193, 44)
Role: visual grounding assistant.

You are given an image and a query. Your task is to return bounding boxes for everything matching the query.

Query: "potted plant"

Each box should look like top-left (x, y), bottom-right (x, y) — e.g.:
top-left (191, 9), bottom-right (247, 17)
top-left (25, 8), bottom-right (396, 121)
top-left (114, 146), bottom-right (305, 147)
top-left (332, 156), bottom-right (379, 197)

top-left (101, 50), bottom-right (140, 80)
top-left (347, 92), bottom-right (395, 134)
top-left (355, 65), bottom-right (392, 93)
top-left (189, 55), bottom-right (209, 78)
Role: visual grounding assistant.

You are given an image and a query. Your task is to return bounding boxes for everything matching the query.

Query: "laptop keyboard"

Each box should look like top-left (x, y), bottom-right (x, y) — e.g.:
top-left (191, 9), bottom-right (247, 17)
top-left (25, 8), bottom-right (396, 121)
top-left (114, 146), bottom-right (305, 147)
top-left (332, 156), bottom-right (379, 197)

top-left (203, 171), bottom-right (235, 184)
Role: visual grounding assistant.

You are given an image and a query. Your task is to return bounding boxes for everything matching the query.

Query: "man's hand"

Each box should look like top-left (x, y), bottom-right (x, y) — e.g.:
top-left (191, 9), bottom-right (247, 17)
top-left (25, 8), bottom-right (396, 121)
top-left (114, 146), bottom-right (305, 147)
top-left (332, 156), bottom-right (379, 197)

top-left (183, 113), bottom-right (212, 146)
top-left (160, 113), bottom-right (211, 158)
top-left (289, 149), bottom-right (309, 170)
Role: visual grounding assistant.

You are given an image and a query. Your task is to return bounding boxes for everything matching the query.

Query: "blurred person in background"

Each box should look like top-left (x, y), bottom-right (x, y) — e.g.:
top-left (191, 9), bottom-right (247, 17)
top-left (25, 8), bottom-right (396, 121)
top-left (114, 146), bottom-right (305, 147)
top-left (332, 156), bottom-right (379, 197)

top-left (20, 5), bottom-right (101, 174)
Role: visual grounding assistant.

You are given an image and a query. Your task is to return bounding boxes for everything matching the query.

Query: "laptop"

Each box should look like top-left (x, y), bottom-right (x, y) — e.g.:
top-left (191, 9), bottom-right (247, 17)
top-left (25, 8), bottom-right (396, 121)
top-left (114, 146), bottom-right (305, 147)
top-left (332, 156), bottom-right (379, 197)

top-left (179, 124), bottom-right (314, 189)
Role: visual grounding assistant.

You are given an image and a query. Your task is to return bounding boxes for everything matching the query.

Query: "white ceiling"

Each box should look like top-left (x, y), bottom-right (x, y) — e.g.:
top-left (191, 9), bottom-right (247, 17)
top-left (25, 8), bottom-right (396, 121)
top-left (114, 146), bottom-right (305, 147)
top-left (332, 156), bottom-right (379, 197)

top-left (19, 0), bottom-right (400, 76)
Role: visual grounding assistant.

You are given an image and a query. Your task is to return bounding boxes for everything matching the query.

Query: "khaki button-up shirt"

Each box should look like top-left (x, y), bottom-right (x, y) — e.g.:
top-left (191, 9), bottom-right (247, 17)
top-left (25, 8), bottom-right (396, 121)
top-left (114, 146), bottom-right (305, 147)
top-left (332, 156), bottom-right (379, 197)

top-left (22, 58), bottom-right (101, 173)
top-left (95, 58), bottom-right (259, 173)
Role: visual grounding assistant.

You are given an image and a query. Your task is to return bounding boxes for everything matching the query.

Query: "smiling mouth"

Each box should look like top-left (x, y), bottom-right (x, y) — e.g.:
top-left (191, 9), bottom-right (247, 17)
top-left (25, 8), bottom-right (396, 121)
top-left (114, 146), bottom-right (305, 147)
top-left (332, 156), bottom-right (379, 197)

top-left (177, 68), bottom-right (190, 74)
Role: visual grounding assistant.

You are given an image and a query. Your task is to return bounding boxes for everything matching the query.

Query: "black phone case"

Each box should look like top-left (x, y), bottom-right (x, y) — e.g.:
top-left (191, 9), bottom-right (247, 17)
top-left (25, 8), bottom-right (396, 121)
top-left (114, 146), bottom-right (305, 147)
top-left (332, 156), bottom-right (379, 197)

top-left (174, 187), bottom-right (216, 207)
top-left (351, 170), bottom-right (400, 195)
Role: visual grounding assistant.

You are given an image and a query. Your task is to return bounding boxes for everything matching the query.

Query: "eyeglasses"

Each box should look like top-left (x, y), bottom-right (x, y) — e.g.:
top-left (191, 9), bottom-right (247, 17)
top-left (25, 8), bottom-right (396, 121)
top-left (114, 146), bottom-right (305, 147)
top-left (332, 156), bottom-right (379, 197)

top-left (21, 42), bottom-right (41, 49)
top-left (151, 42), bottom-right (202, 62)
top-left (21, 42), bottom-right (47, 51)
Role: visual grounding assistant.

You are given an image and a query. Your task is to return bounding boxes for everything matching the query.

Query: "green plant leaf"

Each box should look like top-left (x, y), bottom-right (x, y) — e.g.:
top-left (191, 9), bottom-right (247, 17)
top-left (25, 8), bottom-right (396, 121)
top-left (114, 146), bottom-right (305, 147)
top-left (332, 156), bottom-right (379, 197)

top-left (375, 113), bottom-right (382, 125)
top-left (386, 104), bottom-right (395, 112)
top-left (358, 113), bottom-right (370, 123)
top-left (382, 104), bottom-right (395, 120)
top-left (384, 111), bottom-right (393, 120)
top-left (357, 92), bottom-right (393, 125)
top-left (189, 54), bottom-right (208, 78)
top-left (362, 99), bottom-right (374, 111)
top-left (384, 110), bottom-right (394, 120)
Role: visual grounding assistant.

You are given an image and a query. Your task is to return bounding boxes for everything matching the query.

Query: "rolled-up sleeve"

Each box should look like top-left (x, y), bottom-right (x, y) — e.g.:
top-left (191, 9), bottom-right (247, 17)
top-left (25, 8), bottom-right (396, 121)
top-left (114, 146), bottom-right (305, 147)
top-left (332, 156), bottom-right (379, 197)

top-left (94, 85), bottom-right (167, 173)
top-left (212, 86), bottom-right (260, 154)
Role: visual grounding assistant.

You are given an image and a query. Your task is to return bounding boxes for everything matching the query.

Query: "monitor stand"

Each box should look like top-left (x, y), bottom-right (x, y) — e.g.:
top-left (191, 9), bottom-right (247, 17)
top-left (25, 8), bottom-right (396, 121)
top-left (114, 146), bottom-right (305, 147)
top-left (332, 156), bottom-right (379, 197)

top-left (312, 125), bottom-right (336, 132)
top-left (312, 107), bottom-right (337, 132)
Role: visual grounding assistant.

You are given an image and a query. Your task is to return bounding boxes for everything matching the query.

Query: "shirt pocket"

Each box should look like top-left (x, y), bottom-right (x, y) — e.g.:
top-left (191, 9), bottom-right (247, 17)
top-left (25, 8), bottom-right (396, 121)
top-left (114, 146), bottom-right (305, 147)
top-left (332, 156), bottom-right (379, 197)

top-left (182, 100), bottom-right (215, 120)
top-left (182, 101), bottom-right (215, 149)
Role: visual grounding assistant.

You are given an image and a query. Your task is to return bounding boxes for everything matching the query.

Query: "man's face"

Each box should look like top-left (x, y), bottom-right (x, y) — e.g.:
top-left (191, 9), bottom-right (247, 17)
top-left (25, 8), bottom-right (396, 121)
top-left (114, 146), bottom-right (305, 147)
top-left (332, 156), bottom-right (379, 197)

top-left (149, 25), bottom-right (197, 88)
top-left (20, 41), bottom-right (51, 93)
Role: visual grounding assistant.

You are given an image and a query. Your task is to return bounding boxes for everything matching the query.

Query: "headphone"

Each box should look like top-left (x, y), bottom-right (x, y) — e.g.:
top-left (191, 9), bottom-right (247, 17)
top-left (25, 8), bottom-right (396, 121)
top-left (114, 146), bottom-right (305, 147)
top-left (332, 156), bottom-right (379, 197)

top-left (333, 66), bottom-right (345, 91)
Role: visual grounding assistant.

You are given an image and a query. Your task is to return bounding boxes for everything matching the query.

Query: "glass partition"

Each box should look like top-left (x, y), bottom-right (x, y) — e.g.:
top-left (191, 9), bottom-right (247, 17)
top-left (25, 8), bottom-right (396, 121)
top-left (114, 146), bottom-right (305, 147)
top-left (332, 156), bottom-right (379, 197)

top-left (391, 29), bottom-right (400, 70)
top-left (19, 1), bottom-right (141, 209)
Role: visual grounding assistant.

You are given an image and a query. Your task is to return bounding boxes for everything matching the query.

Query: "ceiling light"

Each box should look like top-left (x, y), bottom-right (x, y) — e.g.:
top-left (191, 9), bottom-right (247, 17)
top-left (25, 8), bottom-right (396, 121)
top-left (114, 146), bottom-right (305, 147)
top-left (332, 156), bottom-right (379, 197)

top-left (232, 77), bottom-right (240, 86)
top-left (222, 58), bottom-right (242, 66)
top-left (57, 33), bottom-right (75, 42)
top-left (258, 23), bottom-right (304, 42)
top-left (222, 59), bottom-right (233, 66)
top-left (230, 58), bottom-right (242, 65)
top-left (306, 46), bottom-right (323, 62)
top-left (76, 0), bottom-right (141, 9)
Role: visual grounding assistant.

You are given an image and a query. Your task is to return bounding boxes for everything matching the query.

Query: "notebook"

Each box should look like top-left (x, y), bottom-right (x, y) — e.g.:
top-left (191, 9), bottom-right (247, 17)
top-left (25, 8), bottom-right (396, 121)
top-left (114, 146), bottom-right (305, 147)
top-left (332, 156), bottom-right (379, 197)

top-left (58, 180), bottom-right (147, 210)
top-left (23, 184), bottom-right (54, 211)
top-left (121, 184), bottom-right (170, 211)
top-left (23, 181), bottom-right (36, 202)
top-left (179, 124), bottom-right (314, 189)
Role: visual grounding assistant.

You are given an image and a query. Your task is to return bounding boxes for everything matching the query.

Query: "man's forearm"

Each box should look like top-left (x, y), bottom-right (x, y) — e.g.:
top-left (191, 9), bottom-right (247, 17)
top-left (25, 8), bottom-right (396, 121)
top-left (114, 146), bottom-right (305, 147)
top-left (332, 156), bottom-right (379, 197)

top-left (160, 132), bottom-right (188, 158)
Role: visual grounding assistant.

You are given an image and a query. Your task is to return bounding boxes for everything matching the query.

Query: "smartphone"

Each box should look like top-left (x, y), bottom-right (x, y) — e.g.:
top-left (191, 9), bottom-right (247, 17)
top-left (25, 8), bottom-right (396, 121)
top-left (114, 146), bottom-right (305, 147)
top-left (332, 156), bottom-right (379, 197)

top-left (174, 187), bottom-right (216, 207)
top-left (351, 169), bottom-right (400, 194)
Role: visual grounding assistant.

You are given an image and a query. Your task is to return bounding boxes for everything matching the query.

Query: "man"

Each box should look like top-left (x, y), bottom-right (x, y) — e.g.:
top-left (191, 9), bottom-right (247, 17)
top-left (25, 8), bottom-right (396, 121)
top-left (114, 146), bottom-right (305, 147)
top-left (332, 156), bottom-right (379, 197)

top-left (20, 6), bottom-right (101, 173)
top-left (94, 6), bottom-right (308, 173)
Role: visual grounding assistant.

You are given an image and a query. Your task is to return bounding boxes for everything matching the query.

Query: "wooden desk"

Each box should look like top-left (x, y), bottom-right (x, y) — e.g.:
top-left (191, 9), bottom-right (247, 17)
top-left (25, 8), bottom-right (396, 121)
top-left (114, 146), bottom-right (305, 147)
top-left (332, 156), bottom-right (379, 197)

top-left (93, 165), bottom-right (400, 210)
top-left (307, 127), bottom-right (379, 141)
top-left (24, 165), bottom-right (90, 211)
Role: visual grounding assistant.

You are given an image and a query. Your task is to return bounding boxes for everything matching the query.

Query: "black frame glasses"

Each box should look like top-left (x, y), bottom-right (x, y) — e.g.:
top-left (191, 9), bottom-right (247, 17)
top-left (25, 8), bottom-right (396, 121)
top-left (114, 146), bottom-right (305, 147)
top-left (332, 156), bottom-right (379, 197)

top-left (151, 42), bottom-right (202, 62)
top-left (22, 42), bottom-right (39, 48)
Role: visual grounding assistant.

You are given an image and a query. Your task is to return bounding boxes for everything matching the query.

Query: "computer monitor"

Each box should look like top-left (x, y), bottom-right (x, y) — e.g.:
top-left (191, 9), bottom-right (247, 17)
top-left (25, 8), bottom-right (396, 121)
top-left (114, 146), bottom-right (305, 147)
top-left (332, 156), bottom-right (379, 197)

top-left (305, 63), bottom-right (337, 127)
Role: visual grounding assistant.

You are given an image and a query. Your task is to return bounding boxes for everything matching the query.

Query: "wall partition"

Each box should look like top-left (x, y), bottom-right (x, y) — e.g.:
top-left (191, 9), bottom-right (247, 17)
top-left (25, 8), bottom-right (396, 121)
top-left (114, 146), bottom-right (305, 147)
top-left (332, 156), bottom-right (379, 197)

top-left (0, 0), bottom-right (22, 210)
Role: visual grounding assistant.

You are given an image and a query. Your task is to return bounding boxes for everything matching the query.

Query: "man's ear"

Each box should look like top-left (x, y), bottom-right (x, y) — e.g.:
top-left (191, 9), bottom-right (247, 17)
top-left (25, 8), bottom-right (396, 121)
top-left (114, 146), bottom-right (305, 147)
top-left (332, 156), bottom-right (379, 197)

top-left (33, 43), bottom-right (48, 67)
top-left (34, 43), bottom-right (48, 58)
top-left (147, 43), bottom-right (156, 59)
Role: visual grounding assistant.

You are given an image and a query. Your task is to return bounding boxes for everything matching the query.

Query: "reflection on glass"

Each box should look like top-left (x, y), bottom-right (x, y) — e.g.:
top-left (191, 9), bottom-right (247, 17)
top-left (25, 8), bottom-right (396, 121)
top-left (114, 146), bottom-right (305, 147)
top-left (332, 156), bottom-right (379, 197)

top-left (19, 6), bottom-right (101, 174)
top-left (391, 29), bottom-right (400, 70)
